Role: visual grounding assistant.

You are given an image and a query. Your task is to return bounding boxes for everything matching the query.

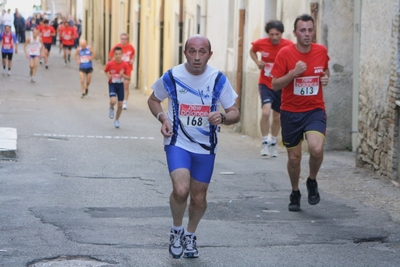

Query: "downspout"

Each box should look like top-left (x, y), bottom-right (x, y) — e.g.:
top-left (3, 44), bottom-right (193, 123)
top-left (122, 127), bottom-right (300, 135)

top-left (136, 0), bottom-right (140, 88)
top-left (160, 0), bottom-right (164, 77)
top-left (235, 1), bottom-right (245, 111)
top-left (178, 0), bottom-right (183, 64)
top-left (352, 0), bottom-right (361, 152)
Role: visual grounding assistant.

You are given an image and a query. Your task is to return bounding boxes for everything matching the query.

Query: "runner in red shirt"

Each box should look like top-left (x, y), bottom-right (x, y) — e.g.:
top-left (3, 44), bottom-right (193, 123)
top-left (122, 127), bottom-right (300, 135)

top-left (271, 14), bottom-right (330, 212)
top-left (109, 33), bottom-right (135, 110)
top-left (59, 20), bottom-right (78, 65)
top-left (104, 46), bottom-right (130, 128)
top-left (38, 19), bottom-right (55, 69)
top-left (250, 20), bottom-right (293, 157)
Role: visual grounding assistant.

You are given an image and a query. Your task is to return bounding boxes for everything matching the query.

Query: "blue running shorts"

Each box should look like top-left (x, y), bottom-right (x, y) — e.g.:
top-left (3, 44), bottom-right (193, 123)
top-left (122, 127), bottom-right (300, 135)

top-left (258, 84), bottom-right (282, 112)
top-left (165, 145), bottom-right (216, 183)
top-left (280, 108), bottom-right (326, 149)
top-left (109, 83), bottom-right (124, 101)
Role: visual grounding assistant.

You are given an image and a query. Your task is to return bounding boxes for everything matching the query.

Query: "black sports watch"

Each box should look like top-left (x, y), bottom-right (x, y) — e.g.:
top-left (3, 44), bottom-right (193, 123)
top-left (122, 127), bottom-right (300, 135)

top-left (220, 113), bottom-right (226, 124)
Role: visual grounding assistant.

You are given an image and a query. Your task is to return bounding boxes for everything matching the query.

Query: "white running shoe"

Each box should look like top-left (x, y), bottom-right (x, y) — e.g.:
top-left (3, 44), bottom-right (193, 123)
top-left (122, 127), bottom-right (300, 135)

top-left (31, 78), bottom-right (35, 83)
top-left (3, 69), bottom-right (6, 75)
top-left (114, 120), bottom-right (120, 128)
top-left (260, 142), bottom-right (270, 156)
top-left (271, 143), bottom-right (278, 157)
top-left (122, 101), bottom-right (127, 110)
top-left (109, 107), bottom-right (114, 119)
top-left (183, 234), bottom-right (199, 258)
top-left (7, 70), bottom-right (11, 76)
top-left (169, 228), bottom-right (185, 259)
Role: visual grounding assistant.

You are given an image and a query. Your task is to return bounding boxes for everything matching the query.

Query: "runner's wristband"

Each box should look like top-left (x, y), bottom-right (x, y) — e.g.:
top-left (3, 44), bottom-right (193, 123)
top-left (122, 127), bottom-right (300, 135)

top-left (156, 112), bottom-right (164, 120)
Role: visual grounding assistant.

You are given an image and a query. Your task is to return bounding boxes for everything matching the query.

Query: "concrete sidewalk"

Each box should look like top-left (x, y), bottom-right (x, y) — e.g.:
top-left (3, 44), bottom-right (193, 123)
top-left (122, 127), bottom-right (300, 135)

top-left (0, 127), bottom-right (17, 158)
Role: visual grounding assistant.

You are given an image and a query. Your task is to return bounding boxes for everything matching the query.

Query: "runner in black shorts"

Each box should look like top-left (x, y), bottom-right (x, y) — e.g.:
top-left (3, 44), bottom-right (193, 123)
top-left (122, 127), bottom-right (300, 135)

top-left (250, 20), bottom-right (293, 157)
top-left (271, 14), bottom-right (330, 212)
top-left (1, 24), bottom-right (18, 76)
top-left (44, 43), bottom-right (51, 52)
top-left (75, 39), bottom-right (95, 98)
top-left (38, 20), bottom-right (56, 69)
top-left (2, 53), bottom-right (13, 60)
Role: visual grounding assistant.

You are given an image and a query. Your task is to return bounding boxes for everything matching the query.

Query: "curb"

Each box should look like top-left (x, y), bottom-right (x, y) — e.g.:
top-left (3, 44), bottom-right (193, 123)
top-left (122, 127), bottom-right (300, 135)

top-left (0, 128), bottom-right (17, 158)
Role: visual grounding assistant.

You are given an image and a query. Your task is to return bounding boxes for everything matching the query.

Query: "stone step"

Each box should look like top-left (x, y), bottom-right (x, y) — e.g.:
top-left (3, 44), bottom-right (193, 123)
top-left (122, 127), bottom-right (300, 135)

top-left (0, 128), bottom-right (17, 158)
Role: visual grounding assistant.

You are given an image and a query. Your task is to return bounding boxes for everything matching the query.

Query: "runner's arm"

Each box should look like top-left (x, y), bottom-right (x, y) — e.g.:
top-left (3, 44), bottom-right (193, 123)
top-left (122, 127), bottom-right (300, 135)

top-left (147, 92), bottom-right (173, 137)
top-left (249, 47), bottom-right (264, 70)
top-left (89, 46), bottom-right (95, 59)
top-left (271, 60), bottom-right (307, 90)
top-left (74, 48), bottom-right (80, 64)
top-left (222, 104), bottom-right (240, 125)
top-left (320, 68), bottom-right (330, 86)
top-left (23, 39), bottom-right (30, 56)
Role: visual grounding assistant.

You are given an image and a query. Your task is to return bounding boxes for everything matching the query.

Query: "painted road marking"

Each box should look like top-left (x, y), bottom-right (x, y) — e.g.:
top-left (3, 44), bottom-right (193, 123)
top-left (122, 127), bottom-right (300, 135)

top-left (33, 133), bottom-right (155, 140)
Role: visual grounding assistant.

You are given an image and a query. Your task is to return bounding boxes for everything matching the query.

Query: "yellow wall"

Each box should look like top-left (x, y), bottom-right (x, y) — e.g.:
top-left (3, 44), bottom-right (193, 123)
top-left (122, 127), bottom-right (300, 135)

top-left (163, 0), bottom-right (180, 72)
top-left (139, 0), bottom-right (161, 93)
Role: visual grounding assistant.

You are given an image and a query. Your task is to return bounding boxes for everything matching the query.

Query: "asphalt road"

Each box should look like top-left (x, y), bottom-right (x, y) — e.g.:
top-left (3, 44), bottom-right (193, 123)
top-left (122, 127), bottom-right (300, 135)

top-left (1, 45), bottom-right (400, 267)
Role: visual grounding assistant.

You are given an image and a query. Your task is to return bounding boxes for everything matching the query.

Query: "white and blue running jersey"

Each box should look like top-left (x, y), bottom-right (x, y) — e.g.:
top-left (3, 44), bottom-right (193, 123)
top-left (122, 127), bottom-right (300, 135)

top-left (152, 64), bottom-right (238, 154)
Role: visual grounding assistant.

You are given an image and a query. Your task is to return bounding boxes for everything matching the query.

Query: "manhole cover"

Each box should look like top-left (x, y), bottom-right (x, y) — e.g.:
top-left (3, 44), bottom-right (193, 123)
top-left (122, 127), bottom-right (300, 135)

top-left (28, 256), bottom-right (115, 267)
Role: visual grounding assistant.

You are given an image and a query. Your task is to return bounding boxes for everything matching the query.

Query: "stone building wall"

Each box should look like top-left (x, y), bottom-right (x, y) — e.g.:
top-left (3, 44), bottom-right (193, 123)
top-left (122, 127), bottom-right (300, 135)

top-left (357, 0), bottom-right (400, 179)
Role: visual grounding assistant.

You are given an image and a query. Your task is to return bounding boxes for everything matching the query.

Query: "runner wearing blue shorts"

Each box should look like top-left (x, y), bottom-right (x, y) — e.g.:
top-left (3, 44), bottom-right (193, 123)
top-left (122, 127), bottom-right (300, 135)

top-left (148, 35), bottom-right (240, 259)
top-left (104, 46), bottom-right (130, 128)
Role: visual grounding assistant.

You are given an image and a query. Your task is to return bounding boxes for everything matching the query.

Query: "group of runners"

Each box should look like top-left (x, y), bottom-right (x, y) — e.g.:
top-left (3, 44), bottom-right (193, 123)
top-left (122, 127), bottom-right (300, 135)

top-left (0, 19), bottom-right (78, 82)
top-left (1, 22), bottom-right (136, 129)
top-left (3, 13), bottom-right (330, 258)
top-left (147, 13), bottom-right (330, 259)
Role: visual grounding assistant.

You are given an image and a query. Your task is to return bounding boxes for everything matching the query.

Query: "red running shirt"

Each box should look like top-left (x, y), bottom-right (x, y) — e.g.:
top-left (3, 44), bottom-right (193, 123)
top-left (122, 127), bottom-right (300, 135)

top-left (109, 43), bottom-right (135, 72)
top-left (251, 38), bottom-right (293, 88)
top-left (60, 26), bottom-right (77, 46)
top-left (271, 43), bottom-right (330, 113)
top-left (39, 26), bottom-right (56, 44)
top-left (104, 60), bottom-right (130, 84)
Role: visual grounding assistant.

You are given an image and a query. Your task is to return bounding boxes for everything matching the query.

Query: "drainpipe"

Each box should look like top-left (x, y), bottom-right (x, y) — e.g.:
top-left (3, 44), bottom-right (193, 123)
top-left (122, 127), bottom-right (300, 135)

top-left (352, 0), bottom-right (361, 152)
top-left (178, 0), bottom-right (183, 64)
top-left (160, 0), bottom-right (164, 77)
top-left (235, 1), bottom-right (245, 111)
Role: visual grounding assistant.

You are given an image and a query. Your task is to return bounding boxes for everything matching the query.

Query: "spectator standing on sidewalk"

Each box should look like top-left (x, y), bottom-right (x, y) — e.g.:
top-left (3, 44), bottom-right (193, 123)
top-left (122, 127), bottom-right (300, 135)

top-left (14, 13), bottom-right (26, 43)
top-left (0, 10), bottom-right (5, 33)
top-left (3, 9), bottom-right (13, 27)
top-left (148, 34), bottom-right (240, 259)
top-left (51, 17), bottom-right (59, 45)
top-left (250, 20), bottom-right (293, 157)
top-left (74, 19), bottom-right (81, 48)
top-left (271, 14), bottom-right (330, 212)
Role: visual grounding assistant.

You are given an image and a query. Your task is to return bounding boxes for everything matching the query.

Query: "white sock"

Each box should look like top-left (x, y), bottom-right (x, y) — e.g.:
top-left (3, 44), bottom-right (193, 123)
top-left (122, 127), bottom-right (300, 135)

top-left (262, 136), bottom-right (269, 143)
top-left (172, 225), bottom-right (183, 231)
top-left (271, 136), bottom-right (277, 144)
top-left (185, 231), bottom-right (194, 236)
